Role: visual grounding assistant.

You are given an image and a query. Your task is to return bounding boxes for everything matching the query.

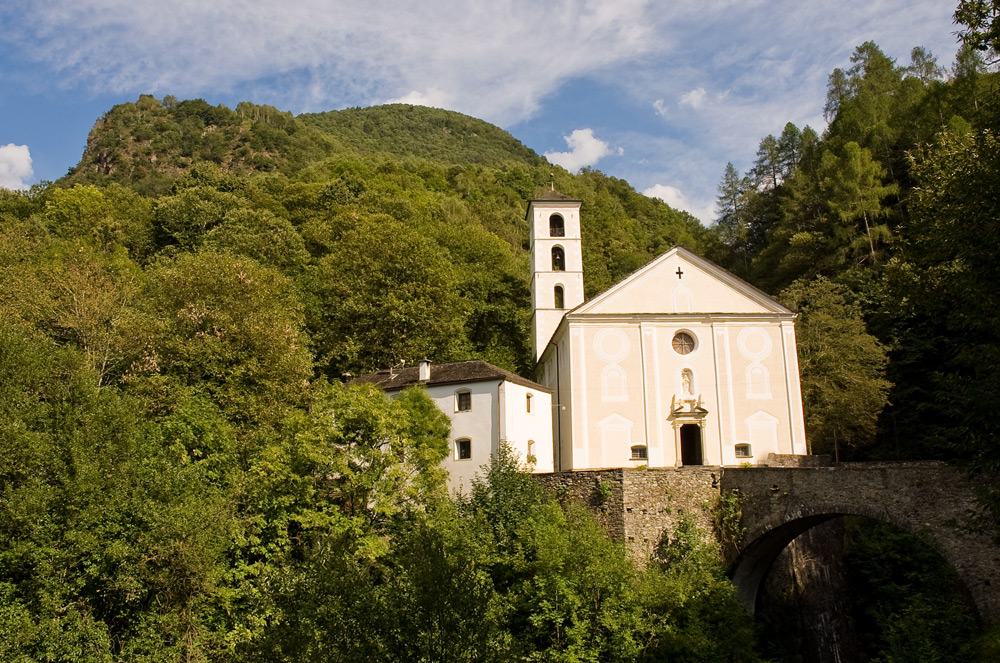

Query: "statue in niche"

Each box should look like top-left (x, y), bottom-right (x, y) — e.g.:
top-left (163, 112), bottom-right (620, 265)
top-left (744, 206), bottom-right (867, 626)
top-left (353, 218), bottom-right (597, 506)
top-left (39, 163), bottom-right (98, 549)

top-left (672, 369), bottom-right (704, 414)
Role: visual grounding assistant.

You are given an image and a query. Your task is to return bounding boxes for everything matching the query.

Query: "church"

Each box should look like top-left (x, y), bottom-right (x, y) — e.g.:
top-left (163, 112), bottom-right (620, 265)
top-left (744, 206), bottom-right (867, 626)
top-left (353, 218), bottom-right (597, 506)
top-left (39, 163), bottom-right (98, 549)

top-left (358, 190), bottom-right (808, 488)
top-left (528, 190), bottom-right (808, 471)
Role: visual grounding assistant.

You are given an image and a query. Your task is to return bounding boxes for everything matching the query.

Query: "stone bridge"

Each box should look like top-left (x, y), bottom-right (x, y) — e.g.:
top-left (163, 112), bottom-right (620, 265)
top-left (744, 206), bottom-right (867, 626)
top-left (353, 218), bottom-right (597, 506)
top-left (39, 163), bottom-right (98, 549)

top-left (536, 460), bottom-right (1000, 623)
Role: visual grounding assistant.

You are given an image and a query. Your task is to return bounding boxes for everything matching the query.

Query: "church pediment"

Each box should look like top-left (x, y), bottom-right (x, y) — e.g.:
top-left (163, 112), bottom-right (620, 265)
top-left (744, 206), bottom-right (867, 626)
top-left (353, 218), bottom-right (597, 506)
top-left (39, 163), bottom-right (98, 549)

top-left (573, 247), bottom-right (791, 316)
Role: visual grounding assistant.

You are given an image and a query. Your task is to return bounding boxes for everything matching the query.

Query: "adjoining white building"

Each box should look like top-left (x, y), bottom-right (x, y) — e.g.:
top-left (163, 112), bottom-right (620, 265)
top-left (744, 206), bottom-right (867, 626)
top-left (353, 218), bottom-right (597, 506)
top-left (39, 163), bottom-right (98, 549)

top-left (353, 359), bottom-right (553, 493)
top-left (528, 191), bottom-right (808, 470)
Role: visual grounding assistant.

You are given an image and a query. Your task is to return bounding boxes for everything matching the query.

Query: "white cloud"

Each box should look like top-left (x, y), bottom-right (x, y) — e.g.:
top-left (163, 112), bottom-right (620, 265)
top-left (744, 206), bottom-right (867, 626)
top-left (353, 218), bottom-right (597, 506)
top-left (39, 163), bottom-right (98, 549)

top-left (643, 183), bottom-right (714, 224)
top-left (385, 87), bottom-right (453, 109)
top-left (2, 0), bottom-right (962, 202)
top-left (8, 0), bottom-right (670, 125)
top-left (679, 87), bottom-right (707, 109)
top-left (0, 144), bottom-right (33, 190)
top-left (544, 129), bottom-right (613, 172)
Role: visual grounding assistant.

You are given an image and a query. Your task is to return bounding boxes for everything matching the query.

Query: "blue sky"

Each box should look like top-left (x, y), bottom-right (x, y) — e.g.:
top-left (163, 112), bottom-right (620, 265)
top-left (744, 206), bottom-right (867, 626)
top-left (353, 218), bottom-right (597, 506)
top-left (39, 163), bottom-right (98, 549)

top-left (1, 0), bottom-right (962, 223)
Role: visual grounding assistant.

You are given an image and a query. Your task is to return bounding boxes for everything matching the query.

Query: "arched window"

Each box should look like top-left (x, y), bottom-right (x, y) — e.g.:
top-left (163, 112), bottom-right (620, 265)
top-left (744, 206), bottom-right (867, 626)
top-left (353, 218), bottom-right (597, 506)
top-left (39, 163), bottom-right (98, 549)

top-left (551, 246), bottom-right (565, 271)
top-left (630, 445), bottom-right (648, 460)
top-left (527, 440), bottom-right (536, 462)
top-left (554, 285), bottom-right (565, 309)
top-left (549, 213), bottom-right (565, 237)
top-left (526, 393), bottom-right (533, 413)
top-left (455, 438), bottom-right (472, 460)
top-left (735, 444), bottom-right (752, 459)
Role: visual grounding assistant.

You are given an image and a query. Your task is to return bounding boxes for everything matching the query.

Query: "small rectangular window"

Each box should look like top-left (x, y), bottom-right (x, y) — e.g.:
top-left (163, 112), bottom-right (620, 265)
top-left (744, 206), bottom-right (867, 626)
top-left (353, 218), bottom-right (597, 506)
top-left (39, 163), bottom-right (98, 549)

top-left (630, 445), bottom-right (648, 460)
top-left (457, 391), bottom-right (471, 412)
top-left (735, 444), bottom-right (752, 458)
top-left (456, 439), bottom-right (472, 460)
top-left (526, 393), bottom-right (532, 413)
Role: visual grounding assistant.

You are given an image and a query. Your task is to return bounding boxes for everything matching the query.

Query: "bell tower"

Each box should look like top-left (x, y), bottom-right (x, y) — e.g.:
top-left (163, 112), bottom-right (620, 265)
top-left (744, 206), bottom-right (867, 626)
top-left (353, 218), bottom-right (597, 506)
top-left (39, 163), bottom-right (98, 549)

top-left (529, 188), bottom-right (584, 362)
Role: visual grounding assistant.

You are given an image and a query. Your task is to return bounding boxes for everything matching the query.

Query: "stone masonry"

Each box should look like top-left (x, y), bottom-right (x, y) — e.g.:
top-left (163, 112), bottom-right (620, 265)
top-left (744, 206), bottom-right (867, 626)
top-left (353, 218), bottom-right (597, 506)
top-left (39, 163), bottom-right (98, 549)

top-left (535, 459), bottom-right (1000, 624)
top-left (535, 467), bottom-right (722, 560)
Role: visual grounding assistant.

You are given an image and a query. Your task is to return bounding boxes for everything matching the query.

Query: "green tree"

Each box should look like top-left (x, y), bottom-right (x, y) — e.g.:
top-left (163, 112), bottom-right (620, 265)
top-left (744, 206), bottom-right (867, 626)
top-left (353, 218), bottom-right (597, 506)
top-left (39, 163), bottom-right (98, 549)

top-left (44, 183), bottom-right (155, 259)
top-left (776, 122), bottom-right (806, 174)
top-left (0, 233), bottom-right (148, 388)
top-left (714, 162), bottom-right (752, 276)
top-left (0, 323), bottom-right (237, 662)
top-left (844, 518), bottom-right (986, 662)
top-left (781, 277), bottom-right (891, 459)
top-left (202, 207), bottom-right (309, 273)
top-left (638, 519), bottom-right (762, 663)
top-left (284, 384), bottom-right (450, 553)
top-left (817, 141), bottom-right (897, 263)
top-left (905, 46), bottom-right (945, 83)
top-left (306, 214), bottom-right (470, 375)
top-left (955, 0), bottom-right (1000, 63)
top-left (752, 134), bottom-right (782, 190)
top-left (152, 186), bottom-right (244, 249)
top-left (136, 250), bottom-right (313, 427)
top-left (885, 121), bottom-right (1000, 512)
top-left (825, 67), bottom-right (850, 121)
top-left (952, 43), bottom-right (991, 112)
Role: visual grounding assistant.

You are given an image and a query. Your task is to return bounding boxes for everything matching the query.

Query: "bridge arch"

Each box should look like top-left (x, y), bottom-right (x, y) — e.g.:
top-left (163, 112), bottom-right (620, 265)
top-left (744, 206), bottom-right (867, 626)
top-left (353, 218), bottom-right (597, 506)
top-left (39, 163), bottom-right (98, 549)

top-left (722, 464), bottom-right (1000, 623)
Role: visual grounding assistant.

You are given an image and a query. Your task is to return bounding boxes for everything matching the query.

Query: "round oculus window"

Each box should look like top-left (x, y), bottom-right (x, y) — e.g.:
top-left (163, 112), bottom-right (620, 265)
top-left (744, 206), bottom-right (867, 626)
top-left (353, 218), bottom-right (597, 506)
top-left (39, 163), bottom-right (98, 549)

top-left (672, 331), bottom-right (696, 355)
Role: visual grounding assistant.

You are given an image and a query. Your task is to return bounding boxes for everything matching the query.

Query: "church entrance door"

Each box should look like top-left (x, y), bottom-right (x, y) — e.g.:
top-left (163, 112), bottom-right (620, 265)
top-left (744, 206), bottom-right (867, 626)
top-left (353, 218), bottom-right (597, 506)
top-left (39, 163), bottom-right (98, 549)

top-left (680, 424), bottom-right (703, 465)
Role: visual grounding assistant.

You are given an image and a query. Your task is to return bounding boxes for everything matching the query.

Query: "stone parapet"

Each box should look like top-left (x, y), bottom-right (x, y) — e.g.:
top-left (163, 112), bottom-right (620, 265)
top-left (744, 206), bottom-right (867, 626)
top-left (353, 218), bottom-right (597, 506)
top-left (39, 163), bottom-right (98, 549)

top-left (760, 453), bottom-right (834, 467)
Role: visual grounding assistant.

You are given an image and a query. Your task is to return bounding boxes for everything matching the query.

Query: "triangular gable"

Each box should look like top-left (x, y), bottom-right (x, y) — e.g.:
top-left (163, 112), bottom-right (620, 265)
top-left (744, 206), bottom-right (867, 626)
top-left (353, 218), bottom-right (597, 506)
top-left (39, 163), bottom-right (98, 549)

top-left (574, 247), bottom-right (791, 316)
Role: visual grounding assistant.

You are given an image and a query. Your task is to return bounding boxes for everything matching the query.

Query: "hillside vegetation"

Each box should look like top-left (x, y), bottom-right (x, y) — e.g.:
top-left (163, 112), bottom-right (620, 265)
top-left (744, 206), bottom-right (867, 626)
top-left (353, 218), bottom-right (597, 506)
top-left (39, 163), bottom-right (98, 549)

top-left (710, 38), bottom-right (1000, 471)
top-left (707, 25), bottom-right (1000, 660)
top-left (0, 95), bottom-right (749, 661)
top-left (57, 96), bottom-right (710, 376)
top-left (299, 103), bottom-right (546, 166)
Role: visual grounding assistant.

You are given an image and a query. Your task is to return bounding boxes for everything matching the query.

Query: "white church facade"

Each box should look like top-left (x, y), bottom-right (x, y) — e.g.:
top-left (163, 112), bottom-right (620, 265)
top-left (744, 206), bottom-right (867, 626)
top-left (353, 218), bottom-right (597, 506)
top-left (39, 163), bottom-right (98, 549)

top-left (528, 191), bottom-right (808, 471)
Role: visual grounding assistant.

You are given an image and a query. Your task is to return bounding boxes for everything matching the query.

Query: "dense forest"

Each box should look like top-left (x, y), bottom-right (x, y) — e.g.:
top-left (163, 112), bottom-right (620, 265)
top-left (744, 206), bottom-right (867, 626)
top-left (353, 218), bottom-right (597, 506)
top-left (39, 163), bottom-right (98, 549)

top-left (710, 32), bottom-right (1000, 474)
top-left (3, 1), bottom-right (1000, 660)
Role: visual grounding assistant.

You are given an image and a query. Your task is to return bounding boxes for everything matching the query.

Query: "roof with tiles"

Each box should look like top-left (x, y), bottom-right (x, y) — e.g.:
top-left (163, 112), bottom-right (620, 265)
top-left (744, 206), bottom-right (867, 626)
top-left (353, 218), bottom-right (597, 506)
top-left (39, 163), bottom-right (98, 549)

top-left (351, 359), bottom-right (551, 393)
top-left (531, 189), bottom-right (581, 202)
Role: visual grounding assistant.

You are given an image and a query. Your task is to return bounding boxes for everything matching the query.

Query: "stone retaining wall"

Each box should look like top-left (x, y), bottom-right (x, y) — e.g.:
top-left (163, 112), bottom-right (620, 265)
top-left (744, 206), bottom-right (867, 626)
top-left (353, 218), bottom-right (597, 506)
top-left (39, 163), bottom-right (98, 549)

top-left (535, 467), bottom-right (722, 559)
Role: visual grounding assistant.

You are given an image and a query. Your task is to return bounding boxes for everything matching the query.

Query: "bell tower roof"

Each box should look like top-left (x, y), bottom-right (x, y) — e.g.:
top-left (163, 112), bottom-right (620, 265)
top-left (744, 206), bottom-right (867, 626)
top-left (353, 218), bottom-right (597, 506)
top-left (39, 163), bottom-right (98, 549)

top-left (525, 189), bottom-right (582, 218)
top-left (531, 189), bottom-right (581, 202)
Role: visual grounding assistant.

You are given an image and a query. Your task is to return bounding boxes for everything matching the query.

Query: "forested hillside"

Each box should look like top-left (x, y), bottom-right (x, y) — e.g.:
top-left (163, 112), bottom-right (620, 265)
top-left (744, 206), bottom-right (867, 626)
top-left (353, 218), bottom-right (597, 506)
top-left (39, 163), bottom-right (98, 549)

top-left (57, 96), bottom-right (709, 376)
top-left (0, 96), bottom-right (741, 661)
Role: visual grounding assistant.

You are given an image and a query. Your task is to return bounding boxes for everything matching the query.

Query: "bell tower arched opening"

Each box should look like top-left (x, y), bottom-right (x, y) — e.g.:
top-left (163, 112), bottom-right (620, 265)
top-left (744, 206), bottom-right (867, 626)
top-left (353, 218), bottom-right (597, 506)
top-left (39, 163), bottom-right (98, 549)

top-left (551, 246), bottom-right (565, 271)
top-left (549, 213), bottom-right (565, 237)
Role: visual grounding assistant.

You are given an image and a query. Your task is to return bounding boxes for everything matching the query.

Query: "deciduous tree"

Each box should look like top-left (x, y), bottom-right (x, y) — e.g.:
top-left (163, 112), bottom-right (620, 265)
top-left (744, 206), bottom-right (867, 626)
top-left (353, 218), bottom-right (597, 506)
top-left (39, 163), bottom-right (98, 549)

top-left (781, 277), bottom-right (891, 459)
